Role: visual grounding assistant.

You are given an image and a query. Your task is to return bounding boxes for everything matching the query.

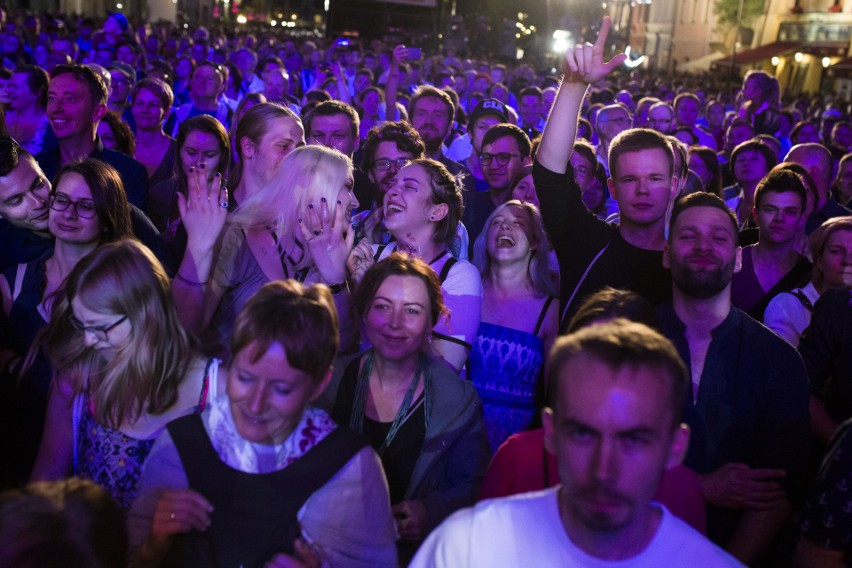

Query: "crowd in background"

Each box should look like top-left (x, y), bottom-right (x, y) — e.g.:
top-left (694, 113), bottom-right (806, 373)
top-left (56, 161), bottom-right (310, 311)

top-left (0, 9), bottom-right (849, 568)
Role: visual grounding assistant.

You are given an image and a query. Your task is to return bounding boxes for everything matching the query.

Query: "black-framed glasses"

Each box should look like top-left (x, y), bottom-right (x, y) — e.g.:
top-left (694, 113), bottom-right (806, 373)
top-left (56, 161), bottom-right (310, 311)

top-left (69, 315), bottom-right (128, 341)
top-left (480, 152), bottom-right (523, 167)
top-left (50, 193), bottom-right (97, 219)
top-left (373, 158), bottom-right (409, 171)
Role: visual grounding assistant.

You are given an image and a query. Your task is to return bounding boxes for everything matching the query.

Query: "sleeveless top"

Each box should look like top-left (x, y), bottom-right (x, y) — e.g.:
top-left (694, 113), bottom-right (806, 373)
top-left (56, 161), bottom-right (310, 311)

top-left (163, 413), bottom-right (367, 568)
top-left (469, 296), bottom-right (555, 452)
top-left (74, 358), bottom-right (216, 510)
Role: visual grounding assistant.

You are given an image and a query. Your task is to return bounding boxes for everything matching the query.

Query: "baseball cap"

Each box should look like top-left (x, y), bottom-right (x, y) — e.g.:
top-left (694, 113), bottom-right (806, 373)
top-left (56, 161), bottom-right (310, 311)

top-left (108, 62), bottom-right (135, 83)
top-left (470, 98), bottom-right (508, 125)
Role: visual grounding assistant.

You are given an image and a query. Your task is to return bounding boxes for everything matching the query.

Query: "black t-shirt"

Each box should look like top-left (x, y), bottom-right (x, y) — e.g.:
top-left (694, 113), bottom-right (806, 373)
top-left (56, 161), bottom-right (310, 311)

top-left (533, 160), bottom-right (672, 330)
top-left (332, 356), bottom-right (426, 504)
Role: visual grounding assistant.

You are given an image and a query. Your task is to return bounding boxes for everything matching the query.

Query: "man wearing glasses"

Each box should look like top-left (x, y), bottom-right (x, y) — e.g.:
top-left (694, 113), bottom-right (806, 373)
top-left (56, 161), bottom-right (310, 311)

top-left (594, 103), bottom-right (632, 176)
top-left (647, 102), bottom-right (675, 135)
top-left (463, 123), bottom-right (531, 256)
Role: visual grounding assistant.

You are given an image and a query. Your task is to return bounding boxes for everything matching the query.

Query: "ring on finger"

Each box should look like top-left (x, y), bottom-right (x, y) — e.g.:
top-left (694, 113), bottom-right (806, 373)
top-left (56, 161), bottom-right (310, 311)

top-left (220, 201), bottom-right (229, 208)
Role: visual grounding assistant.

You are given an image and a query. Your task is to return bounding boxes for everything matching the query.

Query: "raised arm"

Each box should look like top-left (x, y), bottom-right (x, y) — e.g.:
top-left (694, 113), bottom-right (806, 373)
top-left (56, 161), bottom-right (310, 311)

top-left (172, 166), bottom-right (228, 335)
top-left (537, 17), bottom-right (626, 173)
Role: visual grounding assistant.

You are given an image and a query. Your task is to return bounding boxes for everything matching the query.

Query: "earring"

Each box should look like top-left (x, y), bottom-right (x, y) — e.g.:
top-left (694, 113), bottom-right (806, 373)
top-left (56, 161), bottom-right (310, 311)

top-left (429, 216), bottom-right (435, 221)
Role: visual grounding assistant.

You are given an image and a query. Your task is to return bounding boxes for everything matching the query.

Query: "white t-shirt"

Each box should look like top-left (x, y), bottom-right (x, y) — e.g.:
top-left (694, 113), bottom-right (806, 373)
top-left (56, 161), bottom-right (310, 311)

top-left (411, 487), bottom-right (744, 568)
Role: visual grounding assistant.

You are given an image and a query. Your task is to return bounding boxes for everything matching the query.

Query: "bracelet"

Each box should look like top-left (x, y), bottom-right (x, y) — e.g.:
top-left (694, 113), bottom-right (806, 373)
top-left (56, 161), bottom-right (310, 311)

top-left (328, 282), bottom-right (347, 296)
top-left (175, 272), bottom-right (209, 287)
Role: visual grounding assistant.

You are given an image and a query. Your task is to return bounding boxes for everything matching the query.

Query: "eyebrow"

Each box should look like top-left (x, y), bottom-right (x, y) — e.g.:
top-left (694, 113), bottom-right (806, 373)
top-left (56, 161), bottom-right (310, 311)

top-left (401, 177), bottom-right (420, 183)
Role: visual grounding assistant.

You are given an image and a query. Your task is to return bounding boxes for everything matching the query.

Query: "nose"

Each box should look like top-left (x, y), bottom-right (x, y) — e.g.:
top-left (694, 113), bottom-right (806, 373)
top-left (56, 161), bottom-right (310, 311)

top-left (591, 439), bottom-right (618, 483)
top-left (82, 330), bottom-right (98, 348)
top-left (25, 190), bottom-right (45, 209)
top-left (388, 307), bottom-right (403, 329)
top-left (64, 202), bottom-right (79, 219)
top-left (248, 385), bottom-right (266, 415)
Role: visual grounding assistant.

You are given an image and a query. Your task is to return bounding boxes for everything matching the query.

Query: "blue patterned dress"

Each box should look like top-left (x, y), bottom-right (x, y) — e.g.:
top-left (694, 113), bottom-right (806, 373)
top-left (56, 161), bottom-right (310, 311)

top-left (74, 360), bottom-right (214, 510)
top-left (469, 297), bottom-right (555, 452)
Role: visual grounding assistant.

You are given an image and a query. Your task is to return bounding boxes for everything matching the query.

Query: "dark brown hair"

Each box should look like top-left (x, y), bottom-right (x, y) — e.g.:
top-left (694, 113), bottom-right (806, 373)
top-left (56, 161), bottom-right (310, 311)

top-left (230, 280), bottom-right (339, 383)
top-left (352, 252), bottom-right (447, 327)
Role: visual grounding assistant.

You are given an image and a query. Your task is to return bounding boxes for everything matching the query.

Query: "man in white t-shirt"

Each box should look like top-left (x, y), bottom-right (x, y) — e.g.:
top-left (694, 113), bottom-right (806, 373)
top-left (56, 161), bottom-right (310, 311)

top-left (411, 308), bottom-right (743, 565)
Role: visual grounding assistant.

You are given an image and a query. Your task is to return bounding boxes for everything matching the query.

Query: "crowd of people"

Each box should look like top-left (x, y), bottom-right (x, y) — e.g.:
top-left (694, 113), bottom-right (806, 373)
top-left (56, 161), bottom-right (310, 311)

top-left (0, 8), bottom-right (850, 567)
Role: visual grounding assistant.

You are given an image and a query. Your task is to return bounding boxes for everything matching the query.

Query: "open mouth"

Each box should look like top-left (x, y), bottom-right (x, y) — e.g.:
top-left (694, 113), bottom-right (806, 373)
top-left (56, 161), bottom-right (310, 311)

top-left (496, 235), bottom-right (515, 248)
top-left (386, 203), bottom-right (404, 214)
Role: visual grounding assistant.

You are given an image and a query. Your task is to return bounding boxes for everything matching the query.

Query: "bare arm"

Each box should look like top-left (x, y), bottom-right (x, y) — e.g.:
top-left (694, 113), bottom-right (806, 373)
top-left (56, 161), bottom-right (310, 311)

top-left (727, 502), bottom-right (791, 565)
top-left (794, 536), bottom-right (847, 568)
top-left (29, 376), bottom-right (76, 481)
top-left (537, 17), bottom-right (626, 173)
top-left (173, 166), bottom-right (228, 335)
top-left (383, 46), bottom-right (406, 124)
top-left (810, 395), bottom-right (838, 445)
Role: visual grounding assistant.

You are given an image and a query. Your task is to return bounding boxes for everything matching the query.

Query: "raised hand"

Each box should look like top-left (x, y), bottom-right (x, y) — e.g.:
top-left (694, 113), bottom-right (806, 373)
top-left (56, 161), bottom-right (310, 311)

top-left (562, 16), bottom-right (628, 85)
top-left (299, 197), bottom-right (355, 285)
top-left (178, 162), bottom-right (228, 252)
top-left (347, 239), bottom-right (375, 285)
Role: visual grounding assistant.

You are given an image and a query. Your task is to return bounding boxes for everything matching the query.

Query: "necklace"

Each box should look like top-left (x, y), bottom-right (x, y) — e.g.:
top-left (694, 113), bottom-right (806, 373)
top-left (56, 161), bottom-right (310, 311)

top-left (350, 351), bottom-right (431, 455)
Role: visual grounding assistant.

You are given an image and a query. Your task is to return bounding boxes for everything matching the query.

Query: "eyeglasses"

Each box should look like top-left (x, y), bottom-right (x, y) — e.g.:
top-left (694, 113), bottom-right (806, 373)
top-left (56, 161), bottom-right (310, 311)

top-left (69, 315), bottom-right (128, 341)
top-left (373, 158), bottom-right (409, 171)
top-left (480, 152), bottom-right (523, 166)
top-left (49, 194), bottom-right (97, 219)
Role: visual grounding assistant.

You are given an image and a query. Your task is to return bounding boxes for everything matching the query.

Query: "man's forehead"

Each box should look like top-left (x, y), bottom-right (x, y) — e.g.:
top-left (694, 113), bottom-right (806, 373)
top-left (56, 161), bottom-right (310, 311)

top-left (0, 155), bottom-right (41, 194)
top-left (483, 135), bottom-right (521, 153)
top-left (312, 113), bottom-right (353, 130)
top-left (49, 74), bottom-right (87, 93)
top-left (414, 96), bottom-right (448, 113)
top-left (673, 205), bottom-right (736, 236)
top-left (375, 141), bottom-right (411, 158)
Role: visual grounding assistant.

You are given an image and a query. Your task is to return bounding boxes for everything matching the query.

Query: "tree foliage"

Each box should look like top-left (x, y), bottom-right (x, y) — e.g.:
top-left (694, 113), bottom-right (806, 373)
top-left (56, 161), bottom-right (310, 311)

top-left (714, 0), bottom-right (766, 29)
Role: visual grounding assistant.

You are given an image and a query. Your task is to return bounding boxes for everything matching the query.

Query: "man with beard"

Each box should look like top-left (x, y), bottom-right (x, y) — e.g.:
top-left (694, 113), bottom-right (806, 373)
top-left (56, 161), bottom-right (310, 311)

top-left (658, 192), bottom-right (811, 566)
top-left (411, 320), bottom-right (743, 568)
top-left (408, 86), bottom-right (473, 192)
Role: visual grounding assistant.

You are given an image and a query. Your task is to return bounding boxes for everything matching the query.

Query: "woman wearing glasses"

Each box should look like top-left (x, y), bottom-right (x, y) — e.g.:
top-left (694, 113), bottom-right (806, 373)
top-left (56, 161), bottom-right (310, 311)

top-left (29, 240), bottom-right (215, 511)
top-left (1, 158), bottom-right (133, 484)
top-left (347, 158), bottom-right (482, 372)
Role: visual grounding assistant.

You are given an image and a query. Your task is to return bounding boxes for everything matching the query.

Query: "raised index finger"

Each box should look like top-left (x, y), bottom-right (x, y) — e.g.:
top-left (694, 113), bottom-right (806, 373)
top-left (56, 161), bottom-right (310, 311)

top-left (594, 16), bottom-right (613, 51)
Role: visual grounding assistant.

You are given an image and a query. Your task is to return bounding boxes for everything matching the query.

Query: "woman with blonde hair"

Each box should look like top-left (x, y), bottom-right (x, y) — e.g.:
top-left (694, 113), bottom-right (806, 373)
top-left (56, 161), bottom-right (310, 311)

top-left (176, 144), bottom-right (359, 360)
top-left (29, 240), bottom-right (216, 510)
top-left (469, 200), bottom-right (559, 451)
top-left (765, 215), bottom-right (852, 346)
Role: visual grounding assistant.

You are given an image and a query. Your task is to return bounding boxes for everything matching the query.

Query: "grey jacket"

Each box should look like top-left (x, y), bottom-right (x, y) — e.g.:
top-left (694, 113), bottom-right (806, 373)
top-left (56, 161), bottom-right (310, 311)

top-left (322, 352), bottom-right (492, 532)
